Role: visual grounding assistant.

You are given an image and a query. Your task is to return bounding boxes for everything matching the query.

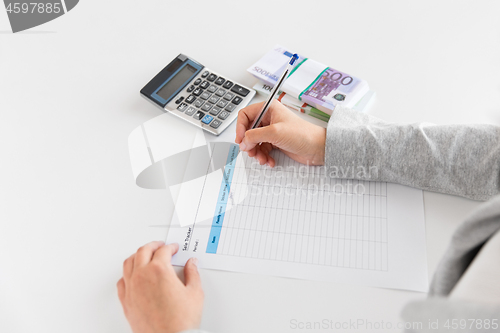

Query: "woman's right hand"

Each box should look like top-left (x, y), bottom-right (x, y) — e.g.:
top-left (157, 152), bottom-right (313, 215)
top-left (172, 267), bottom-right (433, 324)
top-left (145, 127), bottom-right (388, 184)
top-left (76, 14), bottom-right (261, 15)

top-left (235, 100), bottom-right (327, 167)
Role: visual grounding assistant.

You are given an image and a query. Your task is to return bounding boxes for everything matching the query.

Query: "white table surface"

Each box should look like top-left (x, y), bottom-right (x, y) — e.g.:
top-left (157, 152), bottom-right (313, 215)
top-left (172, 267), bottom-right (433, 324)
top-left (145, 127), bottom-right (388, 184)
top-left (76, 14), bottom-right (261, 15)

top-left (1, 1), bottom-right (499, 332)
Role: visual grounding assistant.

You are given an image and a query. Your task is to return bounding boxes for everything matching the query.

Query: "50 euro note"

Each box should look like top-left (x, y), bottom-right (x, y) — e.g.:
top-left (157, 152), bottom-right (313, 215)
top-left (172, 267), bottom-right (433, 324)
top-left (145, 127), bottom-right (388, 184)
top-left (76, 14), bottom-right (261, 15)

top-left (248, 45), bottom-right (370, 114)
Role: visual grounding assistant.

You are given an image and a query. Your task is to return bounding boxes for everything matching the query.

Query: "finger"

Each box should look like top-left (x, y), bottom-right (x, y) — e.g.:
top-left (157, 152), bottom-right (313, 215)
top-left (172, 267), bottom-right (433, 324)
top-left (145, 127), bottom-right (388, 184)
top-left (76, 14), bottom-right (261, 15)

top-left (184, 258), bottom-right (202, 290)
top-left (247, 146), bottom-right (258, 158)
top-left (255, 148), bottom-right (268, 165)
top-left (240, 124), bottom-right (279, 152)
top-left (117, 278), bottom-right (126, 303)
top-left (260, 142), bottom-right (273, 155)
top-left (260, 143), bottom-right (276, 167)
top-left (267, 155), bottom-right (276, 168)
top-left (235, 101), bottom-right (265, 144)
top-left (134, 241), bottom-right (165, 269)
top-left (123, 253), bottom-right (135, 280)
top-left (152, 243), bottom-right (180, 265)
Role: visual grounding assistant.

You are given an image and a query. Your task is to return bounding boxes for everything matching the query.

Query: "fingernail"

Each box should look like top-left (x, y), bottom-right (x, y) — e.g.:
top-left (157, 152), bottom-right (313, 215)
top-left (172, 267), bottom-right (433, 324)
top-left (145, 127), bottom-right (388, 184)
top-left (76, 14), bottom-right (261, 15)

top-left (239, 142), bottom-right (247, 151)
top-left (191, 258), bottom-right (198, 267)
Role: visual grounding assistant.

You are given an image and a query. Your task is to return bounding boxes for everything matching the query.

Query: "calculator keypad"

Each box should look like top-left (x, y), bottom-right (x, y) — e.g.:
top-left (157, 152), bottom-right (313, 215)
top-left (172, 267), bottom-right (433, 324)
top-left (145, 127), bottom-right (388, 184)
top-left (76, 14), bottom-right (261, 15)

top-left (185, 106), bottom-right (196, 116)
top-left (167, 69), bottom-right (254, 135)
top-left (210, 106), bottom-right (222, 116)
top-left (232, 96), bottom-right (243, 105)
top-left (177, 102), bottom-right (188, 112)
top-left (193, 111), bottom-right (205, 120)
top-left (200, 92), bottom-right (211, 100)
top-left (200, 81), bottom-right (210, 89)
top-left (216, 100), bottom-right (228, 108)
top-left (218, 111), bottom-right (230, 120)
top-left (201, 103), bottom-right (213, 112)
top-left (210, 119), bottom-right (222, 128)
top-left (215, 89), bottom-right (226, 97)
top-left (185, 95), bottom-right (196, 104)
top-left (231, 85), bottom-right (250, 97)
top-left (193, 87), bottom-right (202, 96)
top-left (194, 99), bottom-right (204, 108)
top-left (215, 77), bottom-right (225, 85)
top-left (202, 115), bottom-right (214, 124)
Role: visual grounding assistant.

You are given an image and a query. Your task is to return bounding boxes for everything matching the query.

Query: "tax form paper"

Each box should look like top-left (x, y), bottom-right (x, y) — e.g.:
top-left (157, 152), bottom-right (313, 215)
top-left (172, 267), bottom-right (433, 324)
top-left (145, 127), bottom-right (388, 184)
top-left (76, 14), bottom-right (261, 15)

top-left (129, 114), bottom-right (428, 292)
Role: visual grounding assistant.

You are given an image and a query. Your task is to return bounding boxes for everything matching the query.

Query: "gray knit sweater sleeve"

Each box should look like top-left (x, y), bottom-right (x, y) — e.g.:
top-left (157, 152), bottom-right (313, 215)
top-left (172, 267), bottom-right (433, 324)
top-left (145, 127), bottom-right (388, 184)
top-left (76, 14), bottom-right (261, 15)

top-left (325, 106), bottom-right (500, 201)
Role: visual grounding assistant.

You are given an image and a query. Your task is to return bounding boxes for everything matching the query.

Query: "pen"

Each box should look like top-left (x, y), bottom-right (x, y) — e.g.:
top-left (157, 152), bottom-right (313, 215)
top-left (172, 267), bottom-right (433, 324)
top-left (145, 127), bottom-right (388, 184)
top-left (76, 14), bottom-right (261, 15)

top-left (250, 53), bottom-right (299, 129)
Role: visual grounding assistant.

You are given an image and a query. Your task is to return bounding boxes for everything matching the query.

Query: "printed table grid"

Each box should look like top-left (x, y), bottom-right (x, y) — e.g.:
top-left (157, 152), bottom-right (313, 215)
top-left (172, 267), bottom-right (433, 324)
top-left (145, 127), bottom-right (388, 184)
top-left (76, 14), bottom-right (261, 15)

top-left (216, 151), bottom-right (388, 272)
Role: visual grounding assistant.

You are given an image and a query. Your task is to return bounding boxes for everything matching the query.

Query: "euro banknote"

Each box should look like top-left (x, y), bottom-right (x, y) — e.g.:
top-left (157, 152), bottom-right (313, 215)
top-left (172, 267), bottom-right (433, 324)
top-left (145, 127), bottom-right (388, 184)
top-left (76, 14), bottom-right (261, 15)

top-left (248, 45), bottom-right (370, 114)
top-left (252, 81), bottom-right (376, 120)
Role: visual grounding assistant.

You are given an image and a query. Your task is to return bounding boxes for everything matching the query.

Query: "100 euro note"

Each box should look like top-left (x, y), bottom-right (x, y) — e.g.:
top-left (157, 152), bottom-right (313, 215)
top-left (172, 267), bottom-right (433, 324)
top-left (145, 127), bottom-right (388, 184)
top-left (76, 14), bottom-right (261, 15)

top-left (253, 81), bottom-right (376, 119)
top-left (248, 45), bottom-right (370, 114)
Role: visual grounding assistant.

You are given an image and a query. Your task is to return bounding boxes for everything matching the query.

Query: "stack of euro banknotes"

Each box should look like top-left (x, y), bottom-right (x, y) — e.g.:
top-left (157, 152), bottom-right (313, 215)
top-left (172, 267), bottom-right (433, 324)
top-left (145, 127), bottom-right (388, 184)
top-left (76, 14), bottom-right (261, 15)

top-left (247, 45), bottom-right (375, 122)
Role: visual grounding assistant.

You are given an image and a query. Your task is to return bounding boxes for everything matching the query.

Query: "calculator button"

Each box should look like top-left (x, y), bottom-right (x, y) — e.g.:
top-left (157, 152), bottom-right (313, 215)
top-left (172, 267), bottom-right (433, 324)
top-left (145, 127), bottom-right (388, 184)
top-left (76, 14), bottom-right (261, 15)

top-left (216, 100), bottom-right (228, 108)
top-left (209, 106), bottom-right (222, 116)
top-left (225, 104), bottom-right (236, 112)
top-left (194, 78), bottom-right (202, 85)
top-left (231, 85), bottom-right (250, 97)
top-left (232, 96), bottom-right (243, 105)
top-left (193, 111), bottom-right (206, 120)
top-left (218, 111), bottom-right (230, 120)
top-left (222, 81), bottom-right (233, 89)
top-left (200, 91), bottom-right (211, 100)
top-left (207, 74), bottom-right (217, 82)
top-left (215, 89), bottom-right (226, 97)
top-left (187, 85), bottom-right (195, 93)
top-left (177, 102), bottom-right (188, 112)
top-left (201, 103), bottom-right (213, 112)
top-left (185, 95), bottom-right (196, 104)
top-left (200, 81), bottom-right (210, 89)
top-left (202, 71), bottom-right (209, 78)
top-left (201, 114), bottom-right (214, 124)
top-left (223, 92), bottom-right (234, 100)
top-left (210, 119), bottom-right (222, 129)
top-left (215, 77), bottom-right (225, 85)
top-left (193, 87), bottom-right (203, 96)
top-left (194, 99), bottom-right (204, 108)
top-left (175, 96), bottom-right (184, 104)
top-left (185, 107), bottom-right (197, 116)
top-left (208, 96), bottom-right (219, 104)
top-left (207, 85), bottom-right (218, 93)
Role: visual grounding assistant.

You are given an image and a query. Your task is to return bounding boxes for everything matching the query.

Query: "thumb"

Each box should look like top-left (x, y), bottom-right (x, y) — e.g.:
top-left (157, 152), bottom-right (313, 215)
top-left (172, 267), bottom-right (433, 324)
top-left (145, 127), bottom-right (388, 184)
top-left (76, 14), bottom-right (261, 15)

top-left (184, 258), bottom-right (202, 290)
top-left (240, 124), bottom-right (280, 152)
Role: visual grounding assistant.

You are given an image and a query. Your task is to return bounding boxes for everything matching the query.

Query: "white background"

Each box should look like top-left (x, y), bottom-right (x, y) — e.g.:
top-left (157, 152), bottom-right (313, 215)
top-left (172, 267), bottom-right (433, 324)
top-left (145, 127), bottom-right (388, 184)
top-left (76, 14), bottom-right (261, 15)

top-left (1, 1), bottom-right (500, 332)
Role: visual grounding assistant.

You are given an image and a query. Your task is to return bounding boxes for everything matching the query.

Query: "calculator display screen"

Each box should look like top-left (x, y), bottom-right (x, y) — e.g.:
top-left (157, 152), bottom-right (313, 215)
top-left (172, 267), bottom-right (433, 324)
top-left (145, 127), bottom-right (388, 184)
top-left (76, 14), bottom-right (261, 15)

top-left (156, 64), bottom-right (197, 101)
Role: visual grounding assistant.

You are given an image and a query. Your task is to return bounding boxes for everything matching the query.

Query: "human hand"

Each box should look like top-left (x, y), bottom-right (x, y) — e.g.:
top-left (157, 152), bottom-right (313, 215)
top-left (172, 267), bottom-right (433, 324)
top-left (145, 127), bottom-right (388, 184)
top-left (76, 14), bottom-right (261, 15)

top-left (235, 100), bottom-right (326, 167)
top-left (117, 242), bottom-right (204, 333)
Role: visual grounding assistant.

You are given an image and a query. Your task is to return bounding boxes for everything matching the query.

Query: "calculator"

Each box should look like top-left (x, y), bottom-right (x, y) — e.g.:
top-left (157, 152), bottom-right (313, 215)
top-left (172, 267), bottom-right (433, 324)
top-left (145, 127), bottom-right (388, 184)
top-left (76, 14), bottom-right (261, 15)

top-left (140, 54), bottom-right (256, 136)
